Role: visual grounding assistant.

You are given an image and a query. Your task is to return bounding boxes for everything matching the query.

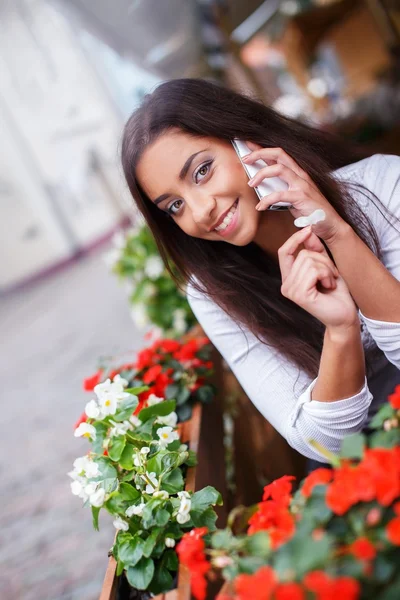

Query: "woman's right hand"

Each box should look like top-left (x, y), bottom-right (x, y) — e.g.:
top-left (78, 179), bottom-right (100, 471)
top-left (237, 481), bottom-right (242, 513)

top-left (278, 226), bottom-right (359, 330)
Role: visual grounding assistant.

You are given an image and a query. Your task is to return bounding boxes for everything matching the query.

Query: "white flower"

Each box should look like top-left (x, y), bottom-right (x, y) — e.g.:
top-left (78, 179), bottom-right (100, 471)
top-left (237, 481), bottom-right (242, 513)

top-left (140, 446), bottom-right (150, 455)
top-left (71, 480), bottom-right (85, 498)
top-left (109, 420), bottom-right (132, 437)
top-left (129, 415), bottom-right (141, 427)
top-left (147, 393), bottom-right (164, 406)
top-left (165, 537), bottom-right (176, 548)
top-left (144, 256), bottom-right (164, 280)
top-left (177, 512), bottom-right (191, 524)
top-left (126, 502), bottom-right (146, 518)
top-left (74, 423), bottom-right (96, 440)
top-left (84, 482), bottom-right (98, 496)
top-left (179, 444), bottom-right (188, 452)
top-left (103, 248), bottom-right (121, 269)
top-left (130, 304), bottom-right (149, 328)
top-left (89, 487), bottom-right (106, 507)
top-left (71, 456), bottom-right (100, 479)
top-left (99, 394), bottom-right (118, 416)
top-left (157, 426), bottom-right (179, 449)
top-left (153, 490), bottom-right (169, 500)
top-left (113, 517), bottom-right (129, 531)
top-left (157, 412), bottom-right (178, 428)
top-left (112, 230), bottom-right (127, 249)
top-left (133, 455), bottom-right (141, 467)
top-left (113, 374), bottom-right (129, 388)
top-left (143, 282), bottom-right (157, 299)
top-left (94, 378), bottom-right (130, 402)
top-left (143, 472), bottom-right (158, 494)
top-left (176, 494), bottom-right (191, 524)
top-left (85, 399), bottom-right (101, 419)
top-left (178, 496), bottom-right (191, 516)
top-left (172, 308), bottom-right (187, 334)
top-left (177, 491), bottom-right (190, 499)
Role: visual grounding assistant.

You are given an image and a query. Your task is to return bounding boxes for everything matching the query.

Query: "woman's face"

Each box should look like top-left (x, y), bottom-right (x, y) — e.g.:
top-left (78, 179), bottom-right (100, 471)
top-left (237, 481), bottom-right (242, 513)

top-left (136, 129), bottom-right (263, 246)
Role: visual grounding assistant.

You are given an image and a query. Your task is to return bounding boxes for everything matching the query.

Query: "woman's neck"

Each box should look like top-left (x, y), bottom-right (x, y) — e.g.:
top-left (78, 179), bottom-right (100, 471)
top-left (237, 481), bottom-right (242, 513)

top-left (253, 209), bottom-right (299, 258)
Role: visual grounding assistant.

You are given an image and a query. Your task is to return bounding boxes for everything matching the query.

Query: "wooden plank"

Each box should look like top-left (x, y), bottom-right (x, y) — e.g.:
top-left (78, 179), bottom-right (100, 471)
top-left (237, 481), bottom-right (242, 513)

top-left (99, 556), bottom-right (118, 600)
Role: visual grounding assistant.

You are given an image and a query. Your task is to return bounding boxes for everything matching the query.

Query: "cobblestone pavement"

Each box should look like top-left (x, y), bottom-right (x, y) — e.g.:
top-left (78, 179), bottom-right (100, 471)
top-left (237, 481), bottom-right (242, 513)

top-left (0, 248), bottom-right (147, 600)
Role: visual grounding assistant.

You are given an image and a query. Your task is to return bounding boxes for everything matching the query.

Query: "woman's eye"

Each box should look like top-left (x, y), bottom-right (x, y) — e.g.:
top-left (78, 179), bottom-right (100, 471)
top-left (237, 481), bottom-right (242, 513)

top-left (166, 199), bottom-right (183, 216)
top-left (194, 161), bottom-right (213, 183)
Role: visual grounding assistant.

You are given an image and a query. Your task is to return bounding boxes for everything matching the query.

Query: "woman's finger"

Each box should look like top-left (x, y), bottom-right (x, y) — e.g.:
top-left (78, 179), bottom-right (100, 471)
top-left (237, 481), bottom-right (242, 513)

top-left (282, 261), bottom-right (337, 302)
top-left (243, 142), bottom-right (314, 185)
top-left (292, 257), bottom-right (337, 293)
top-left (247, 163), bottom-right (303, 190)
top-left (287, 251), bottom-right (338, 293)
top-left (278, 226), bottom-right (313, 281)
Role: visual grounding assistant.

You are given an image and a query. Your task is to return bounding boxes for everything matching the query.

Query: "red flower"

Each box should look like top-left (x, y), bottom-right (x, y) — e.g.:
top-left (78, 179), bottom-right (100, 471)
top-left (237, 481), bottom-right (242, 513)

top-left (301, 468), bottom-right (333, 498)
top-left (177, 528), bottom-right (210, 600)
top-left (274, 582), bottom-right (304, 600)
top-left (143, 364), bottom-right (163, 384)
top-left (83, 370), bottom-right (103, 391)
top-left (248, 501), bottom-right (295, 549)
top-left (189, 377), bottom-right (205, 393)
top-left (386, 517), bottom-right (400, 545)
top-left (303, 572), bottom-right (360, 599)
top-left (135, 348), bottom-right (156, 370)
top-left (153, 338), bottom-right (181, 353)
top-left (347, 537), bottom-right (376, 560)
top-left (388, 384), bottom-right (400, 409)
top-left (74, 412), bottom-right (87, 430)
top-left (234, 566), bottom-right (277, 600)
top-left (262, 475), bottom-right (296, 504)
top-left (393, 501), bottom-right (400, 516)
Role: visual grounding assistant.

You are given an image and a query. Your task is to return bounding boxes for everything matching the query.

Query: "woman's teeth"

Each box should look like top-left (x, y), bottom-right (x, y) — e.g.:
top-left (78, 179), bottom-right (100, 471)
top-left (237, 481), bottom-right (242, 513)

top-left (214, 200), bottom-right (238, 231)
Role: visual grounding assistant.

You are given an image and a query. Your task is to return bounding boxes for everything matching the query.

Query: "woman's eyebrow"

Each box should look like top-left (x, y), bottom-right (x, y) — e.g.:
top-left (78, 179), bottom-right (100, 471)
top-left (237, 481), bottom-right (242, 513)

top-left (153, 148), bottom-right (209, 205)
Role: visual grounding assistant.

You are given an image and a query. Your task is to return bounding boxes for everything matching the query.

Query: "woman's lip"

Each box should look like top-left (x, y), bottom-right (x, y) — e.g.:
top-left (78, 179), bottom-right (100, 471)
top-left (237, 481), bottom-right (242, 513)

top-left (215, 199), bottom-right (239, 237)
top-left (211, 199), bottom-right (238, 231)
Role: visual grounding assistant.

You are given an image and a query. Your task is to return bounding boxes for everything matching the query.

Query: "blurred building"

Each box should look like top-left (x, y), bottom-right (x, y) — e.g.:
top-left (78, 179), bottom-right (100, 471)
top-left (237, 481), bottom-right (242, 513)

top-left (0, 0), bottom-right (159, 292)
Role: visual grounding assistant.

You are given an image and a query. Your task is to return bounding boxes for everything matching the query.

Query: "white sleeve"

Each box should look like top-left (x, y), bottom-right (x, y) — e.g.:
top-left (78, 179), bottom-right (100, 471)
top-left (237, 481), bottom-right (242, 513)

top-left (187, 283), bottom-right (373, 462)
top-left (358, 154), bottom-right (400, 369)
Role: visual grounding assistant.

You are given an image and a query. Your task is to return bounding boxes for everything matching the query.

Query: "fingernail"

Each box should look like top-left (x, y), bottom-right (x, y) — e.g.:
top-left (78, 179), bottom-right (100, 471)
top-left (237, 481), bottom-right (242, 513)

top-left (242, 155), bottom-right (250, 162)
top-left (248, 179), bottom-right (255, 186)
top-left (255, 204), bottom-right (261, 210)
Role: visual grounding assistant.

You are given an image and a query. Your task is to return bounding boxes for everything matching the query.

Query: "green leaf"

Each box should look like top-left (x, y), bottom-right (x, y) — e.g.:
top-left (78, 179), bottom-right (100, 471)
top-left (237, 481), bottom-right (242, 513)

top-left (165, 383), bottom-right (180, 400)
top-left (120, 482), bottom-right (140, 502)
top-left (116, 560), bottom-right (124, 576)
top-left (369, 403), bottom-right (396, 429)
top-left (108, 436), bottom-right (126, 461)
top-left (211, 529), bottom-right (233, 550)
top-left (113, 396), bottom-right (139, 422)
top-left (126, 557), bottom-right (155, 590)
top-left (93, 457), bottom-right (118, 481)
top-left (91, 506), bottom-right (100, 531)
top-left (194, 384), bottom-right (214, 404)
top-left (143, 528), bottom-right (161, 557)
top-left (185, 450), bottom-right (197, 467)
top-left (237, 556), bottom-right (267, 574)
top-left (125, 385), bottom-right (149, 396)
top-left (163, 548), bottom-right (178, 571)
top-left (176, 387), bottom-right (191, 406)
top-left (370, 429), bottom-right (400, 448)
top-left (244, 531), bottom-right (270, 557)
top-left (190, 507), bottom-right (218, 532)
top-left (120, 443), bottom-right (135, 470)
top-left (161, 468), bottom-right (184, 494)
top-left (148, 564), bottom-right (174, 595)
top-left (191, 486), bottom-right (222, 512)
top-left (176, 402), bottom-right (193, 423)
top-left (155, 509), bottom-right (171, 527)
top-left (139, 400), bottom-right (176, 422)
top-left (119, 537), bottom-right (145, 567)
top-left (91, 422), bottom-right (108, 454)
top-left (340, 433), bottom-right (365, 460)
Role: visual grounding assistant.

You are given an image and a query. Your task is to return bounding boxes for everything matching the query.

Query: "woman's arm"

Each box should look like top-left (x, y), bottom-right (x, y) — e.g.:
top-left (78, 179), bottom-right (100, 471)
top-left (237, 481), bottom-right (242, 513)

top-left (311, 322), bottom-right (365, 402)
top-left (327, 222), bottom-right (400, 323)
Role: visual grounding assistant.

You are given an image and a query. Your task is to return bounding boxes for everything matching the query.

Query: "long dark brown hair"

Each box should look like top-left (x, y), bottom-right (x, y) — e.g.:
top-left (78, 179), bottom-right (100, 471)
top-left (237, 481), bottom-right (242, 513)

top-left (121, 78), bottom-right (395, 380)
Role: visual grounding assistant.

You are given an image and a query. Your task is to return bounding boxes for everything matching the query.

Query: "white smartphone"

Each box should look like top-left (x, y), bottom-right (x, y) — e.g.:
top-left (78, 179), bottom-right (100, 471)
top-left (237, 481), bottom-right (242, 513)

top-left (231, 139), bottom-right (292, 211)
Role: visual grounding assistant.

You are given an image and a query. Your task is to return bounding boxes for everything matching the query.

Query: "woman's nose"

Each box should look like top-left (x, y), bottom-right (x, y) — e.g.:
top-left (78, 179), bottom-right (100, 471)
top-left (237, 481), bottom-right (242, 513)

top-left (191, 196), bottom-right (217, 227)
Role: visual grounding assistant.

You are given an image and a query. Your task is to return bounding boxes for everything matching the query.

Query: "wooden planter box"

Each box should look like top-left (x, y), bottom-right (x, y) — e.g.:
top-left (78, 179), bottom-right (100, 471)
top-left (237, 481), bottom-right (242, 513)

top-left (99, 393), bottom-right (228, 599)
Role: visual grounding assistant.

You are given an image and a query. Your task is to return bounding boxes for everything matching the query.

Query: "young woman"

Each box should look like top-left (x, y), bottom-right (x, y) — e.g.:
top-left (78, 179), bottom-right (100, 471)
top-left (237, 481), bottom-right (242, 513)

top-left (121, 78), bottom-right (400, 466)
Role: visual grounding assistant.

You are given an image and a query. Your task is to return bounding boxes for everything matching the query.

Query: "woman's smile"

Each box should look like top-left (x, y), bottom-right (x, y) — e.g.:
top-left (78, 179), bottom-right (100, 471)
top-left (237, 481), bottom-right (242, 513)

top-left (214, 198), bottom-right (240, 237)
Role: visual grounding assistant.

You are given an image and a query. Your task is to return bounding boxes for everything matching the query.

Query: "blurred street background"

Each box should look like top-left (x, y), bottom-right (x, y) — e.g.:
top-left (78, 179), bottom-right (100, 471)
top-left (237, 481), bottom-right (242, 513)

top-left (1, 0), bottom-right (399, 598)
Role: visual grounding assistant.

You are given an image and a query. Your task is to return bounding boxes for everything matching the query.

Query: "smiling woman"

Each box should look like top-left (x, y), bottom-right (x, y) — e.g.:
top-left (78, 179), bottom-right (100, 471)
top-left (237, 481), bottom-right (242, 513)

top-left (121, 78), bottom-right (400, 465)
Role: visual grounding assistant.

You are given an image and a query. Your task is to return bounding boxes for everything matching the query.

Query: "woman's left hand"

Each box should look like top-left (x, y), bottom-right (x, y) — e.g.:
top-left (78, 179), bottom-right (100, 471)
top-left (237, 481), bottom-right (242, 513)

top-left (243, 141), bottom-right (348, 244)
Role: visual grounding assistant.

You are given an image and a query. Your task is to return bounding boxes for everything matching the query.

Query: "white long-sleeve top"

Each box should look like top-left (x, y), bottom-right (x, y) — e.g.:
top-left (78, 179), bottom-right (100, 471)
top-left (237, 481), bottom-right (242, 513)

top-left (186, 154), bottom-right (400, 462)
